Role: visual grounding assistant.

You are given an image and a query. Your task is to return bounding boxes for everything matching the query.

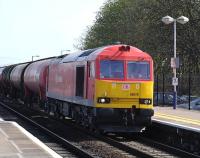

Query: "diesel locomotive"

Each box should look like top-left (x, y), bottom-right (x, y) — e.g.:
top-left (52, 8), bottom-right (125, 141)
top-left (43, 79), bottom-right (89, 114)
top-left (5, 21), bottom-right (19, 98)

top-left (0, 45), bottom-right (154, 133)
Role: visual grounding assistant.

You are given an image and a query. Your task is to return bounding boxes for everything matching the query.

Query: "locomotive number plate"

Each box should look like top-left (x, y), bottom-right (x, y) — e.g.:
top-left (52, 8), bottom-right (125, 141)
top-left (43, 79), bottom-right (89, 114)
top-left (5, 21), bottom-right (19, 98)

top-left (122, 84), bottom-right (130, 90)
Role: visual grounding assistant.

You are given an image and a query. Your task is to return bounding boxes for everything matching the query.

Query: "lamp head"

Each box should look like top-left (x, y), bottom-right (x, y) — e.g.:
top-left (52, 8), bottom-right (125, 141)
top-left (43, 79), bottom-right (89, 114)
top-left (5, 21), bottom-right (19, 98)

top-left (177, 16), bottom-right (189, 24)
top-left (162, 16), bottom-right (174, 24)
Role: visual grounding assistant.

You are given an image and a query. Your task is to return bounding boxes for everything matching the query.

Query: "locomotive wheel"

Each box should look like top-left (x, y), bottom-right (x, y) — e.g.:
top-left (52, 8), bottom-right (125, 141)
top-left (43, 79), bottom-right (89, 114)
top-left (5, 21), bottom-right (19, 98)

top-left (71, 108), bottom-right (79, 123)
top-left (59, 114), bottom-right (65, 120)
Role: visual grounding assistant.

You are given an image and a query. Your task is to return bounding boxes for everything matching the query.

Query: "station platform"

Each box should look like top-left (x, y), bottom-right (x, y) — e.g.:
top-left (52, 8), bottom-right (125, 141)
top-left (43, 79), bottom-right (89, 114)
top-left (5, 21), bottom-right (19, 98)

top-left (153, 106), bottom-right (200, 132)
top-left (0, 121), bottom-right (61, 158)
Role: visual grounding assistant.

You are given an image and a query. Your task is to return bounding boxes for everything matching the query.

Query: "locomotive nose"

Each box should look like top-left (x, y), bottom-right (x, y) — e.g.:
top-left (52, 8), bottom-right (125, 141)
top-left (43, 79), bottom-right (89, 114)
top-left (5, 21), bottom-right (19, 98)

top-left (95, 80), bottom-right (141, 108)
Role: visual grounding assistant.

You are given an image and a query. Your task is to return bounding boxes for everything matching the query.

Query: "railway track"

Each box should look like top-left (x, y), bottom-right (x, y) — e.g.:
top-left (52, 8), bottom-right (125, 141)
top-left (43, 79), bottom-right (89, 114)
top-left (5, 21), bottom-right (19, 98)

top-left (107, 135), bottom-right (200, 158)
top-left (80, 127), bottom-right (200, 158)
top-left (1, 97), bottom-right (199, 158)
top-left (0, 100), bottom-right (95, 158)
top-left (0, 98), bottom-right (151, 158)
top-left (58, 112), bottom-right (200, 157)
top-left (0, 98), bottom-right (150, 158)
top-left (53, 106), bottom-right (200, 157)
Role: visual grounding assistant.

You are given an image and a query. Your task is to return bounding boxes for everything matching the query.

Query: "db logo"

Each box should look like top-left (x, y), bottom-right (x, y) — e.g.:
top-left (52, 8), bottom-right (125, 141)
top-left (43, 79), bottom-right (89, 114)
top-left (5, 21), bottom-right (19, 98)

top-left (122, 84), bottom-right (130, 90)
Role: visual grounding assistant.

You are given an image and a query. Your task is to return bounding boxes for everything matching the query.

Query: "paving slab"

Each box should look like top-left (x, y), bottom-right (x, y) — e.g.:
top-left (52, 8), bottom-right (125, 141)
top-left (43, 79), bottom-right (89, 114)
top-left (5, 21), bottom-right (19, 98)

top-left (153, 106), bottom-right (200, 130)
top-left (0, 121), bottom-right (62, 158)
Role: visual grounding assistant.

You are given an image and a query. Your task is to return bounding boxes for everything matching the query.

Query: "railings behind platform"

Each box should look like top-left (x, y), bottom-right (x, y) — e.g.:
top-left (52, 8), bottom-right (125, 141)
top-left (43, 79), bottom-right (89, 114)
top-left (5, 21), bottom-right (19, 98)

top-left (154, 73), bottom-right (200, 110)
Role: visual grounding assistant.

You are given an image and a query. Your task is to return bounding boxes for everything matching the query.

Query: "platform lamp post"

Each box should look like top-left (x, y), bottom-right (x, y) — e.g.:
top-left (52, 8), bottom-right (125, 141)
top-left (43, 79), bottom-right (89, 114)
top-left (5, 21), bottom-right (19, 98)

top-left (162, 58), bottom-right (167, 105)
top-left (162, 15), bottom-right (189, 109)
top-left (32, 55), bottom-right (40, 61)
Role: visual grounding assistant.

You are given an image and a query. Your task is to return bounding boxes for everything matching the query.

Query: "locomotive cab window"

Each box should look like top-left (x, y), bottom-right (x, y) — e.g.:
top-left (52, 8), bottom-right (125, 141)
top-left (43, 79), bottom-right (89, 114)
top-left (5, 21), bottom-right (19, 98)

top-left (100, 60), bottom-right (124, 79)
top-left (127, 61), bottom-right (150, 80)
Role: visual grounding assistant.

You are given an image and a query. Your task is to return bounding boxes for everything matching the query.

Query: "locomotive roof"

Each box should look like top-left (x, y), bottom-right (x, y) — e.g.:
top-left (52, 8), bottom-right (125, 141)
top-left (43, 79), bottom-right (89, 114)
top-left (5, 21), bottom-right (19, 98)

top-left (60, 51), bottom-right (83, 63)
top-left (60, 47), bottom-right (104, 63)
top-left (60, 45), bottom-right (151, 63)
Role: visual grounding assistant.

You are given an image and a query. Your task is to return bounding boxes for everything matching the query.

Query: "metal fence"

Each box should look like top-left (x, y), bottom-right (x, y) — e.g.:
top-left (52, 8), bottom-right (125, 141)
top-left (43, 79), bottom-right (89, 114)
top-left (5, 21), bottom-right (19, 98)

top-left (154, 72), bottom-right (200, 110)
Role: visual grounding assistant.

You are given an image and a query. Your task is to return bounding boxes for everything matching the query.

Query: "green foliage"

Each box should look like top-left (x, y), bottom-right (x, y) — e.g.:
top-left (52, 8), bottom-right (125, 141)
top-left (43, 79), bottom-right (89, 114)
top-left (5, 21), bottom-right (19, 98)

top-left (78, 0), bottom-right (200, 74)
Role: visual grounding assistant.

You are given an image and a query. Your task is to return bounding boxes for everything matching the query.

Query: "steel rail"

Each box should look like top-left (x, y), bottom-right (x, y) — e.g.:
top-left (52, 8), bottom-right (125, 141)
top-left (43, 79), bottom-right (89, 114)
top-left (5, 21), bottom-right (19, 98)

top-left (138, 136), bottom-right (200, 158)
top-left (0, 101), bottom-right (95, 158)
top-left (61, 111), bottom-right (200, 158)
top-left (3, 98), bottom-right (198, 158)
top-left (0, 99), bottom-right (155, 158)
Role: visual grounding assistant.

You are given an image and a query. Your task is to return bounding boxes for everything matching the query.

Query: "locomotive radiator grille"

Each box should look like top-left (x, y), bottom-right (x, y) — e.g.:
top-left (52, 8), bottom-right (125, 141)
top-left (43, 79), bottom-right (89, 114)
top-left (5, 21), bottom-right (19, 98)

top-left (110, 98), bottom-right (138, 104)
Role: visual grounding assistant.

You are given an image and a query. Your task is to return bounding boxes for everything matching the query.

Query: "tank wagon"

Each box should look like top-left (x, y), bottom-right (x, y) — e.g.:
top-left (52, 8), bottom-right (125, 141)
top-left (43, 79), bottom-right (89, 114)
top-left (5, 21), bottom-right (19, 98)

top-left (23, 58), bottom-right (54, 106)
top-left (0, 67), bottom-right (5, 93)
top-left (1, 58), bottom-right (55, 105)
top-left (10, 63), bottom-right (29, 98)
top-left (0, 67), bottom-right (4, 81)
top-left (46, 45), bottom-right (154, 132)
top-left (2, 65), bottom-right (17, 96)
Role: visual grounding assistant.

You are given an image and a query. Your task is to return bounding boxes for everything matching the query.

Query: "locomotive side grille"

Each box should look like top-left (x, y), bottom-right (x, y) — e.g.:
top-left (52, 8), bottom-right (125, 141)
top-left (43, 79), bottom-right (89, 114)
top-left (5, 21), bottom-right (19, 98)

top-left (111, 98), bottom-right (138, 104)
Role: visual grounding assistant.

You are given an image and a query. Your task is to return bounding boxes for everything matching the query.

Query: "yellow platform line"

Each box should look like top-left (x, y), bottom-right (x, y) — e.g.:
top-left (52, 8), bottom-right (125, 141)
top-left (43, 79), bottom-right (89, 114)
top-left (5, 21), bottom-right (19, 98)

top-left (155, 112), bottom-right (200, 126)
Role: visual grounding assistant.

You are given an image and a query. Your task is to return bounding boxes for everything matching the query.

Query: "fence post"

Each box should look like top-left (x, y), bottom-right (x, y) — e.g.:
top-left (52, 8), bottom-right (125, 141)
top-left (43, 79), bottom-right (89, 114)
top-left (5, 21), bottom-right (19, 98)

top-left (188, 64), bottom-right (191, 110)
top-left (162, 72), bottom-right (165, 105)
top-left (156, 74), bottom-right (159, 106)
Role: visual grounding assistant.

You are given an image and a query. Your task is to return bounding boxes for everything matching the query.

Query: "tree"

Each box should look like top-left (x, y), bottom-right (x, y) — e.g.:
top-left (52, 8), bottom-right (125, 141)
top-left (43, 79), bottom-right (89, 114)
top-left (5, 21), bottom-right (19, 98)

top-left (78, 0), bottom-right (200, 73)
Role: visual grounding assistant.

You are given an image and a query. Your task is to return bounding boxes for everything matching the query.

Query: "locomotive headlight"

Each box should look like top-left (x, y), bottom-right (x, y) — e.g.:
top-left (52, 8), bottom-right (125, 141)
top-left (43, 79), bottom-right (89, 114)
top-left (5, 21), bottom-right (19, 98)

top-left (100, 98), bottom-right (106, 103)
top-left (97, 97), bottom-right (110, 104)
top-left (139, 98), bottom-right (152, 105)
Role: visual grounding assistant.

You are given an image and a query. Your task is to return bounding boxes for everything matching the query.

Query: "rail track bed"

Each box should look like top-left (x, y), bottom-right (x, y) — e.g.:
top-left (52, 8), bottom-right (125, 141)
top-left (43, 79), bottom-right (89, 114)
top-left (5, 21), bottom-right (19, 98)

top-left (0, 97), bottom-right (140, 158)
top-left (0, 96), bottom-right (198, 158)
top-left (144, 120), bottom-right (200, 157)
top-left (0, 99), bottom-right (78, 158)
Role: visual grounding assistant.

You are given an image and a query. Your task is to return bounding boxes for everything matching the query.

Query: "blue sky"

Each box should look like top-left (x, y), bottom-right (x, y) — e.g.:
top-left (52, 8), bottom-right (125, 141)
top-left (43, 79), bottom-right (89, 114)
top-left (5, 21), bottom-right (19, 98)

top-left (0, 0), bottom-right (105, 66)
